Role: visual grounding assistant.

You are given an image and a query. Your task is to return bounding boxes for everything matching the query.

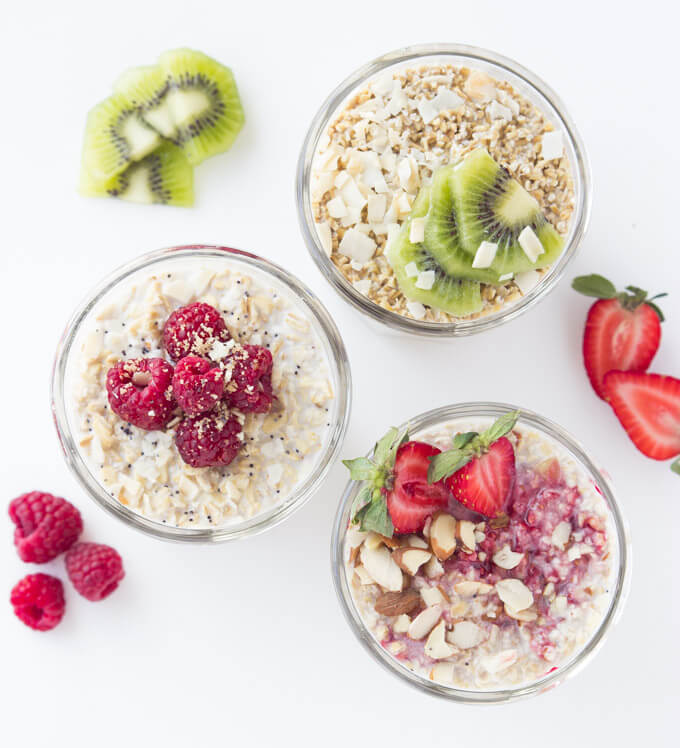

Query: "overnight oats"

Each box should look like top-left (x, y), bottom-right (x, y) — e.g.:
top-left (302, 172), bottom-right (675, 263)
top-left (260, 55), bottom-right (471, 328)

top-left (298, 45), bottom-right (590, 335)
top-left (52, 246), bottom-right (351, 540)
top-left (332, 405), bottom-right (628, 702)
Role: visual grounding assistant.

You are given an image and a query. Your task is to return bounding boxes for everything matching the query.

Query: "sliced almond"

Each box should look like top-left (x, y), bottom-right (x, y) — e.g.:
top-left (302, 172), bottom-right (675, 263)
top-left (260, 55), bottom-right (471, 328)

top-left (447, 620), bottom-right (484, 649)
top-left (364, 532), bottom-right (384, 551)
top-left (492, 544), bottom-right (524, 570)
top-left (408, 605), bottom-right (441, 640)
top-left (400, 534), bottom-right (429, 550)
top-left (424, 620), bottom-right (458, 660)
top-left (480, 649), bottom-right (518, 675)
top-left (374, 589), bottom-right (421, 616)
top-left (430, 662), bottom-right (455, 683)
top-left (392, 548), bottom-right (432, 576)
top-left (551, 521), bottom-right (571, 549)
top-left (353, 565), bottom-right (375, 585)
top-left (393, 614), bottom-right (411, 633)
top-left (420, 586), bottom-right (446, 607)
top-left (424, 555), bottom-right (444, 579)
top-left (360, 544), bottom-right (403, 592)
top-left (505, 604), bottom-right (538, 622)
top-left (495, 579), bottom-right (534, 612)
top-left (345, 528), bottom-right (367, 549)
top-left (456, 520), bottom-right (476, 552)
top-left (430, 512), bottom-right (457, 561)
top-left (454, 580), bottom-right (493, 597)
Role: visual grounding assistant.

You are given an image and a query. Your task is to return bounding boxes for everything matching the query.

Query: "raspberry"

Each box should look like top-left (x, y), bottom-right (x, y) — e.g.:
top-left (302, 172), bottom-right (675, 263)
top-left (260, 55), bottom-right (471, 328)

top-left (163, 302), bottom-right (231, 362)
top-left (65, 542), bottom-right (125, 602)
top-left (10, 573), bottom-right (65, 631)
top-left (175, 405), bottom-right (243, 467)
top-left (223, 344), bottom-right (274, 413)
top-left (172, 356), bottom-right (224, 416)
top-left (9, 491), bottom-right (83, 563)
top-left (106, 357), bottom-right (176, 430)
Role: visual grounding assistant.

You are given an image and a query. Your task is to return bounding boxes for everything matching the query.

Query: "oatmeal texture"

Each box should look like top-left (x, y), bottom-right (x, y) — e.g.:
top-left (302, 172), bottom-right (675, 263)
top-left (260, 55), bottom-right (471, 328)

top-left (312, 64), bottom-right (575, 321)
top-left (73, 263), bottom-right (335, 528)
top-left (344, 421), bottom-right (615, 691)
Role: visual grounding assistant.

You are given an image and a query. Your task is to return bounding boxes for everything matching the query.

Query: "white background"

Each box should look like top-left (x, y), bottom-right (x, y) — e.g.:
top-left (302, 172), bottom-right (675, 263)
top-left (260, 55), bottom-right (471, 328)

top-left (1, 1), bottom-right (678, 745)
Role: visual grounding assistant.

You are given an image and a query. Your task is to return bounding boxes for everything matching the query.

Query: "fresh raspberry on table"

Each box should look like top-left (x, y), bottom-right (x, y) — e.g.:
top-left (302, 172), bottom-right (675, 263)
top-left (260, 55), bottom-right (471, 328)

top-left (172, 356), bottom-right (224, 416)
top-left (163, 302), bottom-right (231, 361)
top-left (175, 405), bottom-right (244, 467)
top-left (106, 357), bottom-right (176, 430)
top-left (9, 491), bottom-right (83, 563)
top-left (223, 344), bottom-right (274, 414)
top-left (10, 573), bottom-right (65, 631)
top-left (65, 542), bottom-right (125, 602)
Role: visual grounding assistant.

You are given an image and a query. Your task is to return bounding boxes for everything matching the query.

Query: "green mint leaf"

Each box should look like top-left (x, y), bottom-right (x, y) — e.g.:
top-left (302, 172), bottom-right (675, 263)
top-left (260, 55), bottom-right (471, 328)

top-left (453, 431), bottom-right (478, 449)
top-left (358, 497), bottom-right (393, 536)
top-left (480, 410), bottom-right (521, 448)
top-left (646, 301), bottom-right (665, 323)
top-left (373, 427), bottom-right (400, 465)
top-left (572, 274), bottom-right (617, 299)
top-left (671, 457), bottom-right (680, 476)
top-left (350, 483), bottom-right (373, 520)
top-left (427, 449), bottom-right (472, 483)
top-left (342, 456), bottom-right (377, 481)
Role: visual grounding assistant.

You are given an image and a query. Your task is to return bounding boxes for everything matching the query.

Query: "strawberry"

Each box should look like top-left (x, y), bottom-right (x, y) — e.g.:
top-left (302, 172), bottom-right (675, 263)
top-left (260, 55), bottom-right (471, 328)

top-left (342, 430), bottom-right (450, 537)
top-left (572, 274), bottom-right (667, 399)
top-left (604, 371), bottom-right (680, 464)
top-left (446, 437), bottom-right (516, 517)
top-left (428, 411), bottom-right (520, 518)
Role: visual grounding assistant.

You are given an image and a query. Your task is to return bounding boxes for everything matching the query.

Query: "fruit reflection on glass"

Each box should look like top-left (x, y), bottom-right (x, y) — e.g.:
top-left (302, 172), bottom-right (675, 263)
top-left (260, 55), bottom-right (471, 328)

top-left (79, 49), bottom-right (245, 206)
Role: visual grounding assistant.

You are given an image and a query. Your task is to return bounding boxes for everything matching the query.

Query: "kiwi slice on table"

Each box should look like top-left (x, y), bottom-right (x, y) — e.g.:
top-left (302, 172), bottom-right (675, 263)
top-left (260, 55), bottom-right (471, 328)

top-left (81, 93), bottom-right (163, 186)
top-left (134, 48), bottom-right (245, 165)
top-left (81, 143), bottom-right (194, 206)
top-left (451, 148), bottom-right (564, 276)
top-left (387, 188), bottom-right (483, 317)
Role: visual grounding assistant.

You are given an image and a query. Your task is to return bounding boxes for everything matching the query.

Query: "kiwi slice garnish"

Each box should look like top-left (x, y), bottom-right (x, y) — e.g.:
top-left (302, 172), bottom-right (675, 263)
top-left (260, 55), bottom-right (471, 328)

top-left (81, 93), bottom-right (163, 186)
top-left (80, 143), bottom-right (194, 207)
top-left (136, 49), bottom-right (245, 166)
top-left (451, 148), bottom-right (564, 277)
top-left (387, 188), bottom-right (483, 317)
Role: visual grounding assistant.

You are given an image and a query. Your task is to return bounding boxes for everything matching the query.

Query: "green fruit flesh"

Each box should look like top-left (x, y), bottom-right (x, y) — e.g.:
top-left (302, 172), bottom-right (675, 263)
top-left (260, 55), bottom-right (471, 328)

top-left (80, 144), bottom-right (194, 206)
top-left (387, 188), bottom-right (483, 316)
top-left (451, 148), bottom-right (564, 276)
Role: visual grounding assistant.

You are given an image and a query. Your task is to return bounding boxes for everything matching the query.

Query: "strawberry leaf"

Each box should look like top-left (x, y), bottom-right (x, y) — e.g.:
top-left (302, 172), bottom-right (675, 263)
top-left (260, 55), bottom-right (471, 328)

top-left (355, 496), bottom-right (393, 536)
top-left (453, 431), bottom-right (477, 449)
top-left (572, 274), bottom-right (617, 299)
top-left (351, 483), bottom-right (373, 518)
top-left (479, 410), bottom-right (520, 448)
top-left (342, 456), bottom-right (377, 481)
top-left (427, 449), bottom-right (472, 483)
top-left (646, 301), bottom-right (665, 323)
top-left (671, 457), bottom-right (680, 476)
top-left (373, 427), bottom-right (399, 465)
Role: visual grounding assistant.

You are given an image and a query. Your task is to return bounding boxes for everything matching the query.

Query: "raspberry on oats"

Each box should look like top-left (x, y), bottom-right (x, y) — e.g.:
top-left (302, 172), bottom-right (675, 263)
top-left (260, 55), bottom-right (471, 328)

top-left (10, 573), bottom-right (65, 631)
top-left (9, 491), bottom-right (83, 563)
top-left (175, 405), bottom-right (243, 467)
top-left (223, 344), bottom-right (274, 414)
top-left (106, 357), bottom-right (176, 430)
top-left (172, 355), bottom-right (224, 416)
top-left (65, 542), bottom-right (125, 601)
top-left (163, 302), bottom-right (231, 361)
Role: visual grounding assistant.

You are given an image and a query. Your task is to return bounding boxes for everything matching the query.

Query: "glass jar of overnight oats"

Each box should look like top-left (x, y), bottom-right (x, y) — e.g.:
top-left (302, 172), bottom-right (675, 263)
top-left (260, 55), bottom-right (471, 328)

top-left (52, 246), bottom-right (351, 542)
top-left (331, 403), bottom-right (630, 703)
top-left (297, 45), bottom-right (591, 337)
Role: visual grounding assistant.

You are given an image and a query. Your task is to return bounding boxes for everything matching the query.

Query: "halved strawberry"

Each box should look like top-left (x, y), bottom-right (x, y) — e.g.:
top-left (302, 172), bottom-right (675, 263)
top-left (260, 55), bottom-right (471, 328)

top-left (446, 437), bottom-right (516, 517)
top-left (573, 275), bottom-right (666, 399)
top-left (393, 441), bottom-right (450, 506)
top-left (604, 371), bottom-right (680, 461)
top-left (387, 487), bottom-right (447, 534)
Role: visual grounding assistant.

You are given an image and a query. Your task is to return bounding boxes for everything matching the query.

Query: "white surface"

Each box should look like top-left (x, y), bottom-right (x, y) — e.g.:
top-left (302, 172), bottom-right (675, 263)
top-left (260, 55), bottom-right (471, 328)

top-left (1, 1), bottom-right (677, 745)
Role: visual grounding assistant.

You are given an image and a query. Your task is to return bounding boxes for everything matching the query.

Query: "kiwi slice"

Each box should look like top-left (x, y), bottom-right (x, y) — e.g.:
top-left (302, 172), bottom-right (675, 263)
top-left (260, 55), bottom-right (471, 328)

top-left (423, 164), bottom-right (499, 284)
top-left (80, 143), bottom-right (194, 206)
top-left (452, 148), bottom-right (564, 276)
top-left (387, 188), bottom-right (483, 317)
top-left (81, 93), bottom-right (163, 186)
top-left (136, 49), bottom-right (245, 165)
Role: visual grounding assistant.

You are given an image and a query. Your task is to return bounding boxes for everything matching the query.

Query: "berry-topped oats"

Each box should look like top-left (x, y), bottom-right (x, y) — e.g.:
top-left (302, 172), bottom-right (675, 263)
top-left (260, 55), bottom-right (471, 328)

top-left (310, 62), bottom-right (576, 323)
top-left (339, 411), bottom-right (619, 692)
top-left (69, 254), bottom-right (338, 530)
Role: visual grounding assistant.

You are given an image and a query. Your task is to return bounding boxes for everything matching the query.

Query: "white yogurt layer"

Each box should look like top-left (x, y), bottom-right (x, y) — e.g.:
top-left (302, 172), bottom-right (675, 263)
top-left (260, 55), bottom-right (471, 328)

top-left (69, 256), bottom-right (336, 529)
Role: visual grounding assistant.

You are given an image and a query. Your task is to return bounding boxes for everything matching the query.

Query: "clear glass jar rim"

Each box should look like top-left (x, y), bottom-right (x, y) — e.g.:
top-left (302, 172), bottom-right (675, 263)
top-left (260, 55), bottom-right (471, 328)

top-left (296, 43), bottom-right (593, 337)
top-left (51, 245), bottom-right (352, 543)
top-left (330, 402), bottom-right (631, 704)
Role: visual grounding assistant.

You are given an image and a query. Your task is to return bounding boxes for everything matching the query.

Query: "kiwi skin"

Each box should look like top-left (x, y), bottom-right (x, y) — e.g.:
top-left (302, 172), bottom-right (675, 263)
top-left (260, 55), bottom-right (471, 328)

top-left (387, 188), bottom-right (483, 317)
